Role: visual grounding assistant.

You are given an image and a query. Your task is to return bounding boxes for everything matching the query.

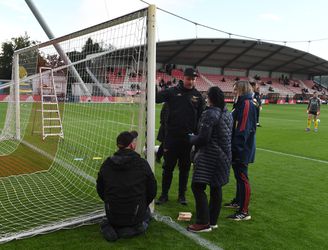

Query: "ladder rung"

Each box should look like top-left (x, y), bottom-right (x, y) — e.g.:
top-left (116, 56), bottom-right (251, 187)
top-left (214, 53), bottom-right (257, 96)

top-left (44, 125), bottom-right (62, 128)
top-left (44, 133), bottom-right (63, 137)
top-left (43, 110), bottom-right (59, 113)
top-left (43, 118), bottom-right (61, 121)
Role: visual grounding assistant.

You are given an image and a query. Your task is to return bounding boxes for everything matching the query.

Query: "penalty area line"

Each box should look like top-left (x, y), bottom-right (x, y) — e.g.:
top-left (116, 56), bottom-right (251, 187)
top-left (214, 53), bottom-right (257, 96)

top-left (257, 148), bottom-right (328, 164)
top-left (153, 212), bottom-right (224, 250)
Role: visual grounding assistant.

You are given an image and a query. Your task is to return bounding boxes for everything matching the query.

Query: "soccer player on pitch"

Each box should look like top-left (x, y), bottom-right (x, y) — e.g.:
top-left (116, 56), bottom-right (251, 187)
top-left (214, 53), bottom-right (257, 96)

top-left (305, 91), bottom-right (321, 132)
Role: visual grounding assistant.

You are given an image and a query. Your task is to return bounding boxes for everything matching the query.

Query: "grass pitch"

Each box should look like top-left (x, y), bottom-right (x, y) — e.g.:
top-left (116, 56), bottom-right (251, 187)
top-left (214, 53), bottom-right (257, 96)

top-left (0, 103), bottom-right (327, 250)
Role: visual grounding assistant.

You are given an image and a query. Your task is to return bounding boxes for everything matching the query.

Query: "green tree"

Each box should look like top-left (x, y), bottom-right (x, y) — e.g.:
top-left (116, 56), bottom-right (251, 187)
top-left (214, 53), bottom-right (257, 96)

top-left (0, 33), bottom-right (37, 79)
top-left (81, 37), bottom-right (103, 57)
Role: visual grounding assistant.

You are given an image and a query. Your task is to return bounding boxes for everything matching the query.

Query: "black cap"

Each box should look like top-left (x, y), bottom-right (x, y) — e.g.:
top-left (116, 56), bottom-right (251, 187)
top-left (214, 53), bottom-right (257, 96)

top-left (117, 131), bottom-right (138, 149)
top-left (184, 68), bottom-right (198, 77)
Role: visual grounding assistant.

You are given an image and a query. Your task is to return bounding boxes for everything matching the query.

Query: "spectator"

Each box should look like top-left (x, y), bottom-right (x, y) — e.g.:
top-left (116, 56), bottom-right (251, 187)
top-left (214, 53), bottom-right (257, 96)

top-left (225, 81), bottom-right (257, 221)
top-left (250, 82), bottom-right (262, 127)
top-left (285, 94), bottom-right (290, 103)
top-left (187, 87), bottom-right (233, 232)
top-left (97, 131), bottom-right (157, 241)
top-left (155, 68), bottom-right (205, 205)
top-left (159, 78), bottom-right (165, 89)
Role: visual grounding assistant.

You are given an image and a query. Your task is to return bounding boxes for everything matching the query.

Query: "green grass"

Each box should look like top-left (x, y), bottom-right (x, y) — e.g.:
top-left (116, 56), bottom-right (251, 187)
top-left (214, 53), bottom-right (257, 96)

top-left (0, 103), bottom-right (327, 249)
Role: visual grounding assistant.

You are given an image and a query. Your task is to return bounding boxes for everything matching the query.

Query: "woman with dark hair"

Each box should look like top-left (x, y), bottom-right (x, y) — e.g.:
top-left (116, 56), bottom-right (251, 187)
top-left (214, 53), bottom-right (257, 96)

top-left (187, 87), bottom-right (233, 232)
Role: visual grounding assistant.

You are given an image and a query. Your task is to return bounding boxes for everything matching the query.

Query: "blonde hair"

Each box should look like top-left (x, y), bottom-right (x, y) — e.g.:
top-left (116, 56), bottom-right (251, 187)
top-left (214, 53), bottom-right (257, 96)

top-left (234, 80), bottom-right (253, 96)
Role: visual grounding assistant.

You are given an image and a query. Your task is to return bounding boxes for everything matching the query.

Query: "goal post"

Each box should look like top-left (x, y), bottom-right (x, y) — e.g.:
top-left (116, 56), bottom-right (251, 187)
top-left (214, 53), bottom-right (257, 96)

top-left (13, 53), bottom-right (21, 140)
top-left (0, 5), bottom-right (156, 243)
top-left (146, 4), bottom-right (156, 172)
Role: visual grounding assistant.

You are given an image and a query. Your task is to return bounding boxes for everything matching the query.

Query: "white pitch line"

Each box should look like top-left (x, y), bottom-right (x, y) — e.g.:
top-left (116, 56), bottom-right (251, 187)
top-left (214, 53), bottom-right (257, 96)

top-left (257, 147), bottom-right (328, 164)
top-left (153, 212), bottom-right (224, 250)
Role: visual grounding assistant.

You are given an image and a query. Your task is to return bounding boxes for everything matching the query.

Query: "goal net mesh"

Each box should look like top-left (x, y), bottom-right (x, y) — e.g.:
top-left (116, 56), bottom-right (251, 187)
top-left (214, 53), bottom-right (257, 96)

top-left (0, 8), bottom-right (151, 243)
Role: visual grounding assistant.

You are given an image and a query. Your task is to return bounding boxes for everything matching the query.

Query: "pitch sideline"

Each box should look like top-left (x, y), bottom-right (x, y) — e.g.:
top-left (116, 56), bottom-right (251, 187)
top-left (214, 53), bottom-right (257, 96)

top-left (257, 147), bottom-right (328, 164)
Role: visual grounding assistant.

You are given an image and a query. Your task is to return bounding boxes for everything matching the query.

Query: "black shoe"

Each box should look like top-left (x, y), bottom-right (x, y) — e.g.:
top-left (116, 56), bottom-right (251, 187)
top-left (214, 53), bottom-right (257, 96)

top-left (178, 196), bottom-right (187, 205)
top-left (155, 195), bottom-right (168, 205)
top-left (223, 199), bottom-right (240, 209)
top-left (100, 222), bottom-right (118, 242)
top-left (227, 212), bottom-right (251, 221)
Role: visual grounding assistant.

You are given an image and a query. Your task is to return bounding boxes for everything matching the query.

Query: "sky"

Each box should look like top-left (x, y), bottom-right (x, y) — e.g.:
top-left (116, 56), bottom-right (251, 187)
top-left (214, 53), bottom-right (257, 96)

top-left (1, 0), bottom-right (328, 61)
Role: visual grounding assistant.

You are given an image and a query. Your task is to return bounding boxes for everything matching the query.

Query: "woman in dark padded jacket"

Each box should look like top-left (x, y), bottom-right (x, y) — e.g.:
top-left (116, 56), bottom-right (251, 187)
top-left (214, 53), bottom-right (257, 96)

top-left (187, 86), bottom-right (233, 233)
top-left (225, 80), bottom-right (257, 221)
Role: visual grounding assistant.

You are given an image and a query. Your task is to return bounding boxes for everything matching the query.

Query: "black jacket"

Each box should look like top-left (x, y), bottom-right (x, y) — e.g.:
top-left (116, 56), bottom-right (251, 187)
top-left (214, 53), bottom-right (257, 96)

top-left (156, 82), bottom-right (205, 137)
top-left (96, 149), bottom-right (157, 227)
top-left (157, 102), bottom-right (169, 142)
top-left (190, 106), bottom-right (233, 187)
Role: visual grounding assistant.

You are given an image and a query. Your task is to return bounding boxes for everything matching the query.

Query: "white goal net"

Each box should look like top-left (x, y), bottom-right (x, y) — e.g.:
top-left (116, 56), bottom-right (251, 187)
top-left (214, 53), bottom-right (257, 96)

top-left (0, 6), bottom-right (156, 243)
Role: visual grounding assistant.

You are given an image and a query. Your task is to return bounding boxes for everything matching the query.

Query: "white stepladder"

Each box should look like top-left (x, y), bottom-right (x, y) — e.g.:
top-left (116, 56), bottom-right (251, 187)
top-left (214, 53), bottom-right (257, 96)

top-left (39, 67), bottom-right (64, 140)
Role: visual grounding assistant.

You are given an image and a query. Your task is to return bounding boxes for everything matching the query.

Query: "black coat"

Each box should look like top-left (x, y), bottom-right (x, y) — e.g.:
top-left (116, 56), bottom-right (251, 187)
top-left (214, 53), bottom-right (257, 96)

top-left (190, 106), bottom-right (233, 187)
top-left (96, 149), bottom-right (157, 227)
top-left (156, 82), bottom-right (205, 137)
top-left (157, 102), bottom-right (169, 142)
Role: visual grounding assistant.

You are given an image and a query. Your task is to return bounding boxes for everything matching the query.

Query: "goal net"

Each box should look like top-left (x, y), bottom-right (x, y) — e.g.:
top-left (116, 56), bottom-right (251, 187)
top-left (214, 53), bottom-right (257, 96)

top-left (0, 6), bottom-right (156, 243)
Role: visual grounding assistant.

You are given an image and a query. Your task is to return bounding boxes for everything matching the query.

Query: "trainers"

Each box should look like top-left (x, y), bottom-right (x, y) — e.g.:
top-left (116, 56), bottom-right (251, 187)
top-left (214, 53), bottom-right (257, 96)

top-left (155, 195), bottom-right (168, 205)
top-left (223, 200), bottom-right (240, 209)
top-left (305, 128), bottom-right (310, 132)
top-left (187, 224), bottom-right (212, 233)
top-left (178, 196), bottom-right (188, 205)
top-left (314, 128), bottom-right (318, 132)
top-left (227, 212), bottom-right (251, 221)
top-left (210, 224), bottom-right (218, 229)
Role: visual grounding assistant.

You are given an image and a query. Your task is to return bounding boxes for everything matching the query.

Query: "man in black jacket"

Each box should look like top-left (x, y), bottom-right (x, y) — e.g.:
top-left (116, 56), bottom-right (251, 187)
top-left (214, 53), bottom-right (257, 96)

top-left (156, 102), bottom-right (169, 163)
top-left (155, 68), bottom-right (205, 205)
top-left (96, 131), bottom-right (157, 241)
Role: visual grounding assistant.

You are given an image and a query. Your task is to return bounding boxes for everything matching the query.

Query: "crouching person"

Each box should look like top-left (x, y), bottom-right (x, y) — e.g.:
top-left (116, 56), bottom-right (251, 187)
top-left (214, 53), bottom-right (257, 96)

top-left (96, 131), bottom-right (157, 241)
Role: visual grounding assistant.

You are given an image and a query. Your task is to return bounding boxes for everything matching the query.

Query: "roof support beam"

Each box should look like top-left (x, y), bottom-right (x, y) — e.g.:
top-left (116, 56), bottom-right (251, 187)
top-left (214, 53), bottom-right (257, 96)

top-left (270, 52), bottom-right (307, 72)
top-left (164, 40), bottom-right (196, 64)
top-left (222, 41), bottom-right (257, 68)
top-left (247, 46), bottom-right (284, 70)
top-left (292, 61), bottom-right (327, 74)
top-left (194, 39), bottom-right (229, 65)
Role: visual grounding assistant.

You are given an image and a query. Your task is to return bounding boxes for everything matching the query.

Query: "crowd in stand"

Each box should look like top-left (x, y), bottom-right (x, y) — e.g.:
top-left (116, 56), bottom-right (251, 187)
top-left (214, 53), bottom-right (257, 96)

top-left (106, 66), bottom-right (328, 103)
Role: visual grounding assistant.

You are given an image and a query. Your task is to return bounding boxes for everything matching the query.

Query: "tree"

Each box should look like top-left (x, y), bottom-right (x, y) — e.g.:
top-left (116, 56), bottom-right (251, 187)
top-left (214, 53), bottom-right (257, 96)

top-left (81, 38), bottom-right (103, 57)
top-left (0, 33), bottom-right (37, 79)
top-left (67, 38), bottom-right (104, 83)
